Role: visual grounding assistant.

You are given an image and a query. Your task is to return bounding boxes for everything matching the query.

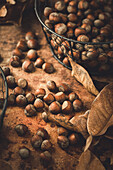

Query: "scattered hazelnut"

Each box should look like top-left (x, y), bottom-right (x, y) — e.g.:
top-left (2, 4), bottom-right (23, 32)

top-left (7, 93), bottom-right (16, 106)
top-left (62, 100), bottom-right (73, 114)
top-left (35, 88), bottom-right (46, 99)
top-left (12, 48), bottom-right (23, 59)
top-left (26, 92), bottom-right (35, 104)
top-left (6, 75), bottom-right (16, 88)
top-left (55, 92), bottom-right (66, 104)
top-left (73, 99), bottom-right (83, 111)
top-left (31, 134), bottom-right (43, 149)
top-left (25, 31), bottom-right (36, 41)
top-left (46, 80), bottom-right (57, 92)
top-left (15, 124), bottom-right (28, 136)
top-left (18, 78), bottom-right (28, 89)
top-left (27, 49), bottom-right (37, 61)
top-left (44, 7), bottom-right (53, 17)
top-left (40, 151), bottom-right (52, 164)
top-left (24, 104), bottom-right (37, 117)
top-left (34, 58), bottom-right (45, 68)
top-left (42, 111), bottom-right (48, 122)
top-left (13, 86), bottom-right (25, 96)
top-left (19, 147), bottom-right (30, 159)
top-left (55, 23), bottom-right (67, 35)
top-left (42, 63), bottom-right (54, 74)
top-left (57, 135), bottom-right (69, 149)
top-left (34, 98), bottom-right (44, 111)
top-left (58, 83), bottom-right (71, 94)
top-left (1, 66), bottom-right (10, 76)
top-left (49, 101), bottom-right (61, 114)
top-left (9, 56), bottom-right (21, 67)
top-left (55, 1), bottom-right (65, 11)
top-left (16, 94), bottom-right (27, 107)
top-left (16, 39), bottom-right (28, 51)
top-left (68, 133), bottom-right (79, 145)
top-left (43, 93), bottom-right (55, 105)
top-left (57, 127), bottom-right (68, 136)
top-left (36, 128), bottom-right (48, 139)
top-left (41, 140), bottom-right (52, 151)
top-left (22, 60), bottom-right (35, 72)
top-left (68, 92), bottom-right (78, 102)
top-left (27, 39), bottom-right (38, 49)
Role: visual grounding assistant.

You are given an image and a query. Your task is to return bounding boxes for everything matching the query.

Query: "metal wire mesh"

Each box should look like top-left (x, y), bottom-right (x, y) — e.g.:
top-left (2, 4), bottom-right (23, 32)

top-left (34, 0), bottom-right (113, 75)
top-left (0, 67), bottom-right (8, 129)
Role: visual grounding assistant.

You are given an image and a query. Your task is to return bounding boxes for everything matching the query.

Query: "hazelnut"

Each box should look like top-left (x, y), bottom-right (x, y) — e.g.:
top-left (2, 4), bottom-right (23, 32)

top-left (57, 135), bottom-right (69, 149)
top-left (16, 39), bottom-right (27, 51)
top-left (27, 39), bottom-right (38, 49)
top-left (67, 5), bottom-right (76, 13)
top-left (16, 95), bottom-right (27, 107)
top-left (67, 22), bottom-right (76, 29)
top-left (15, 124), bottom-right (28, 136)
top-left (74, 27), bottom-right (86, 37)
top-left (68, 13), bottom-right (77, 22)
top-left (34, 98), bottom-right (44, 111)
top-left (35, 88), bottom-right (46, 99)
top-left (81, 51), bottom-right (88, 61)
top-left (96, 35), bottom-right (104, 42)
top-left (94, 19), bottom-right (104, 28)
top-left (77, 34), bottom-right (89, 42)
top-left (13, 86), bottom-right (25, 96)
top-left (9, 56), bottom-right (21, 67)
top-left (6, 75), bottom-right (16, 88)
top-left (41, 140), bottom-right (52, 151)
top-left (49, 101), bottom-right (61, 114)
top-left (42, 111), bottom-right (48, 122)
top-left (55, 1), bottom-right (65, 11)
top-left (73, 99), bottom-right (83, 111)
top-left (58, 83), bottom-right (71, 94)
top-left (36, 128), bottom-right (48, 139)
top-left (19, 147), bottom-right (30, 159)
top-left (1, 66), bottom-right (10, 76)
top-left (42, 63), bottom-right (54, 74)
top-left (66, 29), bottom-right (74, 38)
top-left (49, 12), bottom-right (61, 23)
top-left (55, 23), bottom-right (67, 35)
top-left (46, 80), bottom-right (57, 92)
top-left (59, 13), bottom-right (68, 23)
top-left (44, 19), bottom-right (53, 30)
top-left (40, 151), bottom-right (52, 164)
top-left (18, 78), bottom-right (28, 89)
top-left (44, 7), bottom-right (53, 17)
top-left (35, 58), bottom-right (45, 68)
top-left (43, 93), bottom-right (55, 105)
top-left (92, 27), bottom-right (99, 37)
top-left (25, 31), bottom-right (36, 41)
top-left (24, 104), bottom-right (37, 117)
top-left (57, 127), bottom-right (68, 136)
top-left (75, 43), bottom-right (84, 52)
top-left (98, 13), bottom-right (107, 21)
top-left (86, 48), bottom-right (99, 59)
top-left (68, 133), bottom-right (79, 145)
top-left (69, 0), bottom-right (77, 6)
top-left (58, 46), bottom-right (66, 56)
top-left (68, 50), bottom-right (80, 61)
top-left (62, 100), bottom-right (73, 114)
top-left (87, 14), bottom-right (95, 21)
top-left (27, 49), bottom-right (37, 61)
top-left (55, 92), bottom-right (66, 104)
top-left (82, 18), bottom-right (92, 25)
top-left (7, 93), bottom-right (16, 106)
top-left (22, 60), bottom-right (35, 72)
top-left (78, 0), bottom-right (89, 10)
top-left (63, 57), bottom-right (70, 67)
top-left (68, 92), bottom-right (78, 102)
top-left (26, 92), bottom-right (35, 104)
top-left (31, 134), bottom-right (43, 149)
top-left (81, 23), bottom-right (91, 33)
top-left (12, 48), bottom-right (23, 59)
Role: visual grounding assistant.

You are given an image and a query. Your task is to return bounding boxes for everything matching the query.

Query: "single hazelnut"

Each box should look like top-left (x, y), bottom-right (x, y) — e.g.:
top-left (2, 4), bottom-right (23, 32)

top-left (67, 5), bottom-right (76, 13)
top-left (62, 100), bottom-right (73, 114)
top-left (96, 35), bottom-right (104, 42)
top-left (58, 83), bottom-right (71, 94)
top-left (94, 19), bottom-right (104, 28)
top-left (73, 99), bottom-right (83, 112)
top-left (44, 19), bottom-right (53, 30)
top-left (42, 63), bottom-right (54, 74)
top-left (44, 7), bottom-right (53, 17)
top-left (68, 133), bottom-right (79, 145)
top-left (36, 128), bottom-right (48, 139)
top-left (98, 13), bottom-right (107, 21)
top-left (18, 78), bottom-right (28, 89)
top-left (1, 66), bottom-right (10, 76)
top-left (74, 27), bottom-right (86, 37)
top-left (68, 92), bottom-right (78, 102)
top-left (55, 92), bottom-right (66, 104)
top-left (35, 58), bottom-right (45, 68)
top-left (81, 51), bottom-right (88, 61)
top-left (16, 39), bottom-right (28, 51)
top-left (19, 147), bottom-right (30, 159)
top-left (86, 48), bottom-right (99, 59)
top-left (27, 39), bottom-right (38, 49)
top-left (50, 39), bottom-right (58, 50)
top-left (67, 22), bottom-right (76, 29)
top-left (16, 95), bottom-right (27, 107)
top-left (78, 0), bottom-right (89, 10)
top-left (49, 12), bottom-right (61, 23)
top-left (40, 151), bottom-right (52, 164)
top-left (87, 14), bottom-right (95, 21)
top-left (49, 101), bottom-right (61, 114)
top-left (42, 111), bottom-right (48, 122)
top-left (6, 75), bottom-right (16, 88)
top-left (24, 104), bottom-right (37, 117)
top-left (55, 1), bottom-right (65, 11)
top-left (22, 60), bottom-right (35, 72)
top-left (57, 127), bottom-right (68, 136)
top-left (26, 92), bottom-right (35, 104)
top-left (12, 48), bottom-right (23, 59)
top-left (41, 140), bottom-right (52, 151)
top-left (81, 23), bottom-right (91, 33)
top-left (15, 124), bottom-right (28, 136)
top-left (55, 23), bottom-right (67, 35)
top-left (46, 80), bottom-right (57, 92)
top-left (7, 93), bottom-right (16, 106)
top-left (10, 56), bottom-right (21, 67)
top-left (68, 50), bottom-right (80, 61)
top-left (35, 88), bottom-right (46, 99)
top-left (27, 49), bottom-right (37, 61)
top-left (25, 31), bottom-right (36, 41)
top-left (59, 13), bottom-right (68, 23)
top-left (77, 35), bottom-right (89, 42)
top-left (63, 57), bottom-right (70, 67)
top-left (31, 134), bottom-right (43, 149)
top-left (34, 98), bottom-right (44, 111)
top-left (66, 29), bottom-right (74, 38)
top-left (43, 93), bottom-right (55, 105)
top-left (68, 13), bottom-right (78, 23)
top-left (13, 86), bottom-right (25, 96)
top-left (57, 135), bottom-right (69, 149)
top-left (82, 18), bottom-right (93, 25)
top-left (75, 43), bottom-right (84, 52)
top-left (69, 0), bottom-right (77, 6)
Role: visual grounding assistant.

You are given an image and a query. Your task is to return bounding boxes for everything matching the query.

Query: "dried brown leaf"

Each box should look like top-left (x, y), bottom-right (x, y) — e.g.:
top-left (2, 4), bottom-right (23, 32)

top-left (76, 149), bottom-right (105, 170)
top-left (84, 135), bottom-right (93, 152)
top-left (68, 57), bottom-right (99, 96)
top-left (87, 83), bottom-right (113, 137)
top-left (6, 0), bottom-right (16, 4)
top-left (0, 6), bottom-right (7, 17)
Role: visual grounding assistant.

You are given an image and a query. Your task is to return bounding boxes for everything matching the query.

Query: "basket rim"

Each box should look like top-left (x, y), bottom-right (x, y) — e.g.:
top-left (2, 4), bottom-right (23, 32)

top-left (34, 0), bottom-right (113, 45)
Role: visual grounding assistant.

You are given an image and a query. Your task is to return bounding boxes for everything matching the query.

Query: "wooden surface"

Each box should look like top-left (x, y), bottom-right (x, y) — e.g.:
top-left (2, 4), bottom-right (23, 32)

top-left (0, 7), bottom-right (113, 170)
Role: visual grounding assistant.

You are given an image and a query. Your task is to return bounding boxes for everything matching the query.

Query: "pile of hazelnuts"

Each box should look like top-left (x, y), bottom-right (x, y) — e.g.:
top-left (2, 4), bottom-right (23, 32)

top-left (43, 0), bottom-right (113, 73)
top-left (9, 31), bottom-right (55, 74)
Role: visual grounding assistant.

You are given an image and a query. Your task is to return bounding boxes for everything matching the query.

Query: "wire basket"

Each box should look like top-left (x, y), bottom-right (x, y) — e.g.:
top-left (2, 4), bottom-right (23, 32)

top-left (0, 67), bottom-right (8, 129)
top-left (34, 0), bottom-right (113, 75)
